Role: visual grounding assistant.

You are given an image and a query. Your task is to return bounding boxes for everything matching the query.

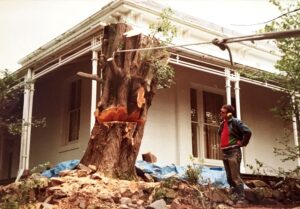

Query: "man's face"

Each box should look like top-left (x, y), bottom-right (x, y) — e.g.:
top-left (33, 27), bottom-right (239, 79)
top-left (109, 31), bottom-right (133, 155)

top-left (220, 107), bottom-right (227, 120)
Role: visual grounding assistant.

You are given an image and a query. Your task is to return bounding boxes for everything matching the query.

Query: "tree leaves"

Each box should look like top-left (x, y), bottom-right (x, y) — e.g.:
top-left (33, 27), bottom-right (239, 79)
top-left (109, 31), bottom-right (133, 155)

top-left (0, 69), bottom-right (23, 135)
top-left (260, 0), bottom-right (300, 169)
top-left (147, 8), bottom-right (177, 89)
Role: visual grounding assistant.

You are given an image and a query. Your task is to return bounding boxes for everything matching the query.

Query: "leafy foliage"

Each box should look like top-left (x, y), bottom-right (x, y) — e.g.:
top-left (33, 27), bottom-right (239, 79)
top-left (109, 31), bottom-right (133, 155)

top-left (246, 159), bottom-right (271, 176)
top-left (262, 0), bottom-right (300, 166)
top-left (244, 0), bottom-right (300, 177)
top-left (184, 156), bottom-right (202, 184)
top-left (149, 8), bottom-right (177, 45)
top-left (271, 130), bottom-right (300, 179)
top-left (0, 69), bottom-right (46, 136)
top-left (262, 0), bottom-right (300, 125)
top-left (144, 8), bottom-right (177, 89)
top-left (247, 157), bottom-right (300, 179)
top-left (150, 59), bottom-right (175, 89)
top-left (185, 165), bottom-right (200, 184)
top-left (30, 162), bottom-right (51, 175)
top-left (273, 129), bottom-right (300, 162)
top-left (0, 174), bottom-right (49, 209)
top-left (0, 69), bottom-right (23, 135)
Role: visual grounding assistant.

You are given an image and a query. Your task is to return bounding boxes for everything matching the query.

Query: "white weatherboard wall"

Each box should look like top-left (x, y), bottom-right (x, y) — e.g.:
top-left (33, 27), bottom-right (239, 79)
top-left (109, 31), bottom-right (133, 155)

top-left (139, 86), bottom-right (177, 165)
top-left (140, 66), bottom-right (227, 166)
top-left (240, 82), bottom-right (297, 172)
top-left (30, 62), bottom-right (92, 167)
top-left (28, 63), bottom-right (297, 173)
top-left (141, 65), bottom-right (297, 171)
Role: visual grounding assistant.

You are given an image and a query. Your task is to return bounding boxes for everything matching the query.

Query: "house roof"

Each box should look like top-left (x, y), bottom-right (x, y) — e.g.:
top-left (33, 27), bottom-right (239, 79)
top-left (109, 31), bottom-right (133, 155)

top-left (15, 0), bottom-right (280, 78)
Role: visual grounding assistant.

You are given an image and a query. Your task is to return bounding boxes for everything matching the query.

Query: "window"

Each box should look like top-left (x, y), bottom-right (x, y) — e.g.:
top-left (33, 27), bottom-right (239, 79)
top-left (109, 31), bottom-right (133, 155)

top-left (203, 91), bottom-right (223, 160)
top-left (191, 89), bottom-right (234, 161)
top-left (190, 88), bottom-right (238, 162)
top-left (67, 79), bottom-right (81, 142)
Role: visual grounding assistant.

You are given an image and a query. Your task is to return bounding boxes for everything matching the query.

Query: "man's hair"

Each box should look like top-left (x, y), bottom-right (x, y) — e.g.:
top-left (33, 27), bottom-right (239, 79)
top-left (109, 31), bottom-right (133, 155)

top-left (222, 104), bottom-right (235, 114)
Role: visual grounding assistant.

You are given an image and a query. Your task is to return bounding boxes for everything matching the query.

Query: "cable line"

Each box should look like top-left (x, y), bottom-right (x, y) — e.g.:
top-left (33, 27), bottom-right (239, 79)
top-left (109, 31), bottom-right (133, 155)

top-left (117, 41), bottom-right (212, 53)
top-left (231, 8), bottom-right (300, 26)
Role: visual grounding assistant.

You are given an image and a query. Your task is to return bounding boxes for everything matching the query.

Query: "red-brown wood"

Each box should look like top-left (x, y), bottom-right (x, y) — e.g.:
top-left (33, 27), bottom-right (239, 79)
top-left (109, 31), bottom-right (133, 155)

top-left (80, 23), bottom-right (168, 178)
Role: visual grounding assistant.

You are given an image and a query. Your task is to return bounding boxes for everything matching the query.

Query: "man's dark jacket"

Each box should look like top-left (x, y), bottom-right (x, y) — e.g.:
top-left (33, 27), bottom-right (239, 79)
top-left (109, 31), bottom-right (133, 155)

top-left (218, 117), bottom-right (252, 148)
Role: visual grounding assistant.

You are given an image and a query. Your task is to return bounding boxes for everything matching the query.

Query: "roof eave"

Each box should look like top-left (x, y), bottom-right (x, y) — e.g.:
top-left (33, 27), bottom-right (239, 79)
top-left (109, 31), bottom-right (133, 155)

top-left (17, 0), bottom-right (126, 68)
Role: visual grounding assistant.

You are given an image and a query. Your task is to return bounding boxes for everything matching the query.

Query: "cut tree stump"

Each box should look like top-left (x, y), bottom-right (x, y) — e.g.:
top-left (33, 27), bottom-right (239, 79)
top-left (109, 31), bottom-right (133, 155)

top-left (80, 23), bottom-right (169, 178)
top-left (81, 121), bottom-right (144, 178)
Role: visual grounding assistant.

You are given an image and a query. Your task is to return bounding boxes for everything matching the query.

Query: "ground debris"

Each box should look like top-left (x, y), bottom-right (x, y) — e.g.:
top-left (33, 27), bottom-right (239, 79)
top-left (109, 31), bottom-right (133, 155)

top-left (0, 167), bottom-right (300, 209)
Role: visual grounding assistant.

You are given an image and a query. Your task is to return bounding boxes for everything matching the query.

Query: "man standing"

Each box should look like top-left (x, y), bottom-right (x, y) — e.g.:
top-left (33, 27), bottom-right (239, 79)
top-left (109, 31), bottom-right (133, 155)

top-left (218, 104), bottom-right (252, 204)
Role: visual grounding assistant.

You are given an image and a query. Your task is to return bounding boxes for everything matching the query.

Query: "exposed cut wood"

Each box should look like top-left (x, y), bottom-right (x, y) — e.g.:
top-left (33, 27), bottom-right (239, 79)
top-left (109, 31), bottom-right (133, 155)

top-left (80, 23), bottom-right (167, 178)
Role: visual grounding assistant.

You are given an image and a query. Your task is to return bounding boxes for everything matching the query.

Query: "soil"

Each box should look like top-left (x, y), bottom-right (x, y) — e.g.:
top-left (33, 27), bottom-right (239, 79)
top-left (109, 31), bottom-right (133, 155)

top-left (0, 164), bottom-right (299, 209)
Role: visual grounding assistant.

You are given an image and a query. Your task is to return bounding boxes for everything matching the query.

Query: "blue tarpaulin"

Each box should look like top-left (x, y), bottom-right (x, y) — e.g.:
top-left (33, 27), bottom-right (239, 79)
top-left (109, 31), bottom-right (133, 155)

top-left (41, 159), bottom-right (229, 187)
top-left (42, 160), bottom-right (80, 178)
top-left (135, 160), bottom-right (229, 188)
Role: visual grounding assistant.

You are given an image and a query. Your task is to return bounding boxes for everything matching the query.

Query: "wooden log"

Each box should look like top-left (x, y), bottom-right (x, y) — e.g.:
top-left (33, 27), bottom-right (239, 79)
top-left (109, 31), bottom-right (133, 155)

top-left (77, 72), bottom-right (102, 82)
top-left (142, 152), bottom-right (157, 163)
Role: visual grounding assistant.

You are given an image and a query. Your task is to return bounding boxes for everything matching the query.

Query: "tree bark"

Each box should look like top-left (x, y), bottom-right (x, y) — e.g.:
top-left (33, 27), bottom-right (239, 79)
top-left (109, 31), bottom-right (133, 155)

top-left (80, 23), bottom-right (164, 178)
top-left (81, 121), bottom-right (145, 178)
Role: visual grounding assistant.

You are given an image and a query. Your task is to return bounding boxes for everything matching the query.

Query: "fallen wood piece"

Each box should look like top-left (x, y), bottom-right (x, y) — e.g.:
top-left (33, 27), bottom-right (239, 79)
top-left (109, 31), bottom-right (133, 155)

top-left (142, 152), bottom-right (157, 163)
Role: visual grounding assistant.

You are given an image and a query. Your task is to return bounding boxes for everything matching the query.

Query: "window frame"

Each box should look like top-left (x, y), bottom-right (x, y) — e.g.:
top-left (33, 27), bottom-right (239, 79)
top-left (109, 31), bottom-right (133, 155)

top-left (190, 84), bottom-right (229, 166)
top-left (60, 77), bottom-right (82, 151)
top-left (67, 79), bottom-right (81, 142)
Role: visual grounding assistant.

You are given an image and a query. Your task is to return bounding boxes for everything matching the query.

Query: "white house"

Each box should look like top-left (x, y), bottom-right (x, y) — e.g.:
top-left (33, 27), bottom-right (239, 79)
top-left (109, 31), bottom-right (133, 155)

top-left (0, 0), bottom-right (298, 181)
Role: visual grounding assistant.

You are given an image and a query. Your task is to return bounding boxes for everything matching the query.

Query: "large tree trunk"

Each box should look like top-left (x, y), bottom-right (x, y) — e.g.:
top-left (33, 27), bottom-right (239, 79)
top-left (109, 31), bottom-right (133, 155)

top-left (80, 23), bottom-right (164, 179)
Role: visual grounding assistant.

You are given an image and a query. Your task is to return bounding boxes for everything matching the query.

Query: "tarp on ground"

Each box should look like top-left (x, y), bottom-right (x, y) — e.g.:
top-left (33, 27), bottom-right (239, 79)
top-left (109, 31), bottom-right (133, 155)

top-left (135, 160), bottom-right (229, 188)
top-left (41, 159), bottom-right (229, 188)
top-left (42, 160), bottom-right (80, 178)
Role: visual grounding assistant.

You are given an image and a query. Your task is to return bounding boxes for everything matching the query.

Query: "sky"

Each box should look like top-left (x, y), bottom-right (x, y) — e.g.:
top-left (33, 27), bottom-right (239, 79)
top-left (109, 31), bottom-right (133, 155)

top-left (0, 0), bottom-right (282, 72)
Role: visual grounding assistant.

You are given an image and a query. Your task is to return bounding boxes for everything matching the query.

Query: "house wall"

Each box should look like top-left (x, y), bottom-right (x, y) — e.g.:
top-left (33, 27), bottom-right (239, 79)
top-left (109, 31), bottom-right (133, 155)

top-left (30, 60), bottom-right (92, 168)
top-left (139, 65), bottom-right (297, 172)
top-left (138, 84), bottom-right (178, 165)
top-left (240, 83), bottom-right (297, 172)
top-left (139, 66), bottom-right (227, 166)
top-left (28, 61), bottom-right (297, 174)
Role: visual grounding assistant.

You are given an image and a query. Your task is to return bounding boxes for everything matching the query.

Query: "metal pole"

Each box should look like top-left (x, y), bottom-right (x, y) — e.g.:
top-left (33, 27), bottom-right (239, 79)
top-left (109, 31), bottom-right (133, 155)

top-left (223, 29), bottom-right (300, 44)
top-left (292, 96), bottom-right (300, 166)
top-left (233, 71), bottom-right (246, 172)
top-left (234, 72), bottom-right (241, 120)
top-left (225, 68), bottom-right (231, 105)
top-left (25, 71), bottom-right (34, 170)
top-left (90, 39), bottom-right (98, 133)
top-left (16, 69), bottom-right (32, 182)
